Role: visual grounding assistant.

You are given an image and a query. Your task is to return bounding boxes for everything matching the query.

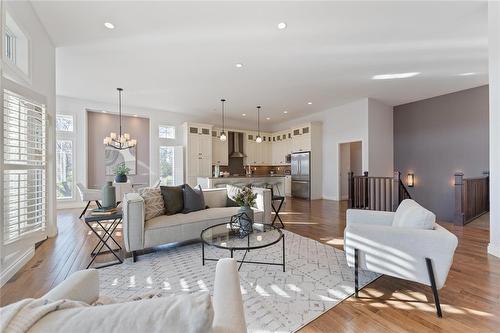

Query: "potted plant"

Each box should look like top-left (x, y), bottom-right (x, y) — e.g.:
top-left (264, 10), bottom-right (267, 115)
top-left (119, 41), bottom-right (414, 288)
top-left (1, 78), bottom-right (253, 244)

top-left (234, 187), bottom-right (257, 227)
top-left (113, 163), bottom-right (130, 183)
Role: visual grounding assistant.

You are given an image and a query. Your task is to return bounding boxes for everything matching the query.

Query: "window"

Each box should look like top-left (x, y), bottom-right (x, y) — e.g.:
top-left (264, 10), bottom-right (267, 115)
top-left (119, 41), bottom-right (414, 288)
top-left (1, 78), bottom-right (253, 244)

top-left (4, 12), bottom-right (30, 77)
top-left (56, 114), bottom-right (74, 132)
top-left (56, 114), bottom-right (75, 200)
top-left (2, 88), bottom-right (47, 246)
top-left (56, 140), bottom-right (73, 199)
top-left (159, 146), bottom-right (174, 185)
top-left (5, 28), bottom-right (16, 63)
top-left (159, 146), bottom-right (183, 186)
top-left (159, 125), bottom-right (175, 139)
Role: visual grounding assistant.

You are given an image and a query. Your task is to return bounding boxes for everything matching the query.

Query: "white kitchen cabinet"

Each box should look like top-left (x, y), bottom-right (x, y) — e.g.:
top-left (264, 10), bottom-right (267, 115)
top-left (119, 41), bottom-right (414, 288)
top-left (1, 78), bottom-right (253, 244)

top-left (291, 126), bottom-right (311, 152)
top-left (184, 123), bottom-right (213, 186)
top-left (211, 129), bottom-right (228, 166)
top-left (285, 175), bottom-right (292, 196)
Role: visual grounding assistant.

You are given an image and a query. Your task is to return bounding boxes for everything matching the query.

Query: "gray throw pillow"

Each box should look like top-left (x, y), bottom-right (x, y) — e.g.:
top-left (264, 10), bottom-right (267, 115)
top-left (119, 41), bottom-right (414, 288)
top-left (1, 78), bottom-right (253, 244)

top-left (182, 184), bottom-right (206, 214)
top-left (160, 185), bottom-right (184, 215)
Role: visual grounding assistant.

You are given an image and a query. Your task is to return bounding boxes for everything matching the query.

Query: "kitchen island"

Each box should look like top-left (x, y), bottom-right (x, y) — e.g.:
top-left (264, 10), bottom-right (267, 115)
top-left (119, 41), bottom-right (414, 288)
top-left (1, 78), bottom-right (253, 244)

top-left (197, 175), bottom-right (287, 196)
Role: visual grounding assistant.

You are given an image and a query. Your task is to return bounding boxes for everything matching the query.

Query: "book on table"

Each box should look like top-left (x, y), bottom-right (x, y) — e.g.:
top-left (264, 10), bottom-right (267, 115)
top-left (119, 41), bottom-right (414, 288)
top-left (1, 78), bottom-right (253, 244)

top-left (90, 207), bottom-right (118, 216)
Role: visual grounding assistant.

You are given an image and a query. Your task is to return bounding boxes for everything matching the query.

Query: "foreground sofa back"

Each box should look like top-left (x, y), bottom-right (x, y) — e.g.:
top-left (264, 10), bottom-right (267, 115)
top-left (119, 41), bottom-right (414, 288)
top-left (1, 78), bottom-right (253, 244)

top-left (123, 187), bottom-right (272, 253)
top-left (22, 259), bottom-right (246, 333)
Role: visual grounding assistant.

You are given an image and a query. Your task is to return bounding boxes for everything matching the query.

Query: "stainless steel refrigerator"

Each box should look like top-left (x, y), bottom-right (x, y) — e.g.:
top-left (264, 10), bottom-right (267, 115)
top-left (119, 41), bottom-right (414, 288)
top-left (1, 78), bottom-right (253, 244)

top-left (291, 152), bottom-right (311, 199)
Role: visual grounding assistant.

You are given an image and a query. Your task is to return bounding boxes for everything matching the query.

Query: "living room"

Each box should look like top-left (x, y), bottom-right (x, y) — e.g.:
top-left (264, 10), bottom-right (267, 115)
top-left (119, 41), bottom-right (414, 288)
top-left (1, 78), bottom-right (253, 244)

top-left (1, 1), bottom-right (499, 332)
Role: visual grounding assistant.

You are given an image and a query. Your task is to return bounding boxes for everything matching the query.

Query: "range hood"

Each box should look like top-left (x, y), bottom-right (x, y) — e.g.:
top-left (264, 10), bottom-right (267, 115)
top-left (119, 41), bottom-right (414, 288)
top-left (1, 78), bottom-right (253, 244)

top-left (229, 131), bottom-right (245, 158)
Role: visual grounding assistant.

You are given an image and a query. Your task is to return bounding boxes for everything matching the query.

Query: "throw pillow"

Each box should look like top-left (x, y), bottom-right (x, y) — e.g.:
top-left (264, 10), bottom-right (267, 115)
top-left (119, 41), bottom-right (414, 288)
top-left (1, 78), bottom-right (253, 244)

top-left (226, 184), bottom-right (241, 207)
top-left (182, 184), bottom-right (206, 214)
top-left (160, 185), bottom-right (184, 215)
top-left (138, 187), bottom-right (165, 221)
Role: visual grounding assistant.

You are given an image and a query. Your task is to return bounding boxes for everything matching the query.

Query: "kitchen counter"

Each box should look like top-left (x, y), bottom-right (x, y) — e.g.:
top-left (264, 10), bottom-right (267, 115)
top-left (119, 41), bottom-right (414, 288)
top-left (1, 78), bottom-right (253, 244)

top-left (204, 174), bottom-right (286, 179)
top-left (197, 175), bottom-right (289, 196)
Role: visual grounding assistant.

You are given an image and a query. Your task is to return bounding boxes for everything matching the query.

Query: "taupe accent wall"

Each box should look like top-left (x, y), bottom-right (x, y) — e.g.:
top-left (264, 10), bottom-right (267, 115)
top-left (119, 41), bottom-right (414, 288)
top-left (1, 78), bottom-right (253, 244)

top-left (394, 85), bottom-right (489, 222)
top-left (87, 111), bottom-right (150, 188)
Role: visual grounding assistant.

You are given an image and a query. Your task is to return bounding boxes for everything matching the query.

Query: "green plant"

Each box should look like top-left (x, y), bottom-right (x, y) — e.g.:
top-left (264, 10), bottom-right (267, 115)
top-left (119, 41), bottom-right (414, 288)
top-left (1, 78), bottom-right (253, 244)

top-left (234, 187), bottom-right (257, 207)
top-left (113, 163), bottom-right (130, 176)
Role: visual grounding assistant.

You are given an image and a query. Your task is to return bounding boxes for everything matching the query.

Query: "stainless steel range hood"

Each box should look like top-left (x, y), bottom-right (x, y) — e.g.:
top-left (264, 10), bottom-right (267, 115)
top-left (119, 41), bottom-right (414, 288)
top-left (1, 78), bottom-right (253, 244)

top-left (229, 131), bottom-right (245, 158)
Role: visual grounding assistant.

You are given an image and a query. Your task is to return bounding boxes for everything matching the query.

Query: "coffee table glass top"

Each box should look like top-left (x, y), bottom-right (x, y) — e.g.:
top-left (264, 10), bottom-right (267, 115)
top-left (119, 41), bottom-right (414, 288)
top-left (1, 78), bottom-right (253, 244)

top-left (201, 222), bottom-right (283, 251)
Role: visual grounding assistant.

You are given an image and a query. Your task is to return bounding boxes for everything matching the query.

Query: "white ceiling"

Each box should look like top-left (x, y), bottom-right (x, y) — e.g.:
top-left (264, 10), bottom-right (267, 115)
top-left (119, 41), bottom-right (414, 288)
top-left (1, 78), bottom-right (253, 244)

top-left (32, 1), bottom-right (489, 126)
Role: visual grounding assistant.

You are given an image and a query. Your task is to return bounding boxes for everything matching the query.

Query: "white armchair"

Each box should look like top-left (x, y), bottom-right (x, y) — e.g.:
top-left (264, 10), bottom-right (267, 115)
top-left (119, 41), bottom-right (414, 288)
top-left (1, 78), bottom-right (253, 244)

top-left (344, 200), bottom-right (458, 317)
top-left (76, 183), bottom-right (102, 218)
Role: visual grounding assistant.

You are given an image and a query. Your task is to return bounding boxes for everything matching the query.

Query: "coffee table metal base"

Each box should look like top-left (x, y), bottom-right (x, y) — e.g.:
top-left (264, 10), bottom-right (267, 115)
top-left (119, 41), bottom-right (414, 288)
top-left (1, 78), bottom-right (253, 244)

top-left (202, 235), bottom-right (285, 272)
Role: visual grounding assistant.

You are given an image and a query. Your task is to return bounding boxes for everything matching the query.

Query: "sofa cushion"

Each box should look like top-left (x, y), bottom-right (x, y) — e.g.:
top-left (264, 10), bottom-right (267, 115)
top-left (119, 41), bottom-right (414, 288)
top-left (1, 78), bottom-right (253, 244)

top-left (145, 207), bottom-right (264, 231)
top-left (160, 185), bottom-right (184, 215)
top-left (182, 184), bottom-right (205, 214)
top-left (393, 199), bottom-right (436, 229)
top-left (29, 292), bottom-right (214, 333)
top-left (138, 187), bottom-right (165, 221)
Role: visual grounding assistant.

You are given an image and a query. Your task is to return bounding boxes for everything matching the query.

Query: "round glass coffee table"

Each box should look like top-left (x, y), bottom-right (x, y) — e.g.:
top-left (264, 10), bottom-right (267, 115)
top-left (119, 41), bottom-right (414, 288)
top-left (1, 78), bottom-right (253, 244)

top-left (201, 222), bottom-right (285, 271)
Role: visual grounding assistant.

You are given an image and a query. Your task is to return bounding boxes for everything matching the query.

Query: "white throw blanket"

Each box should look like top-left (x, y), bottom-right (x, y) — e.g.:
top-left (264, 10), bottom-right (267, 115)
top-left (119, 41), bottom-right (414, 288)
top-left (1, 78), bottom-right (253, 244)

top-left (0, 298), bottom-right (88, 333)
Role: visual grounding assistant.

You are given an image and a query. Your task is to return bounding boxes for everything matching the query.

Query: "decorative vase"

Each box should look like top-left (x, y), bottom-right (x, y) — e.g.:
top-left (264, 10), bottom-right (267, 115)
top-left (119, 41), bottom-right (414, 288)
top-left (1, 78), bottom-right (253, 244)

top-left (238, 205), bottom-right (254, 234)
top-left (115, 174), bottom-right (127, 183)
top-left (102, 181), bottom-right (116, 208)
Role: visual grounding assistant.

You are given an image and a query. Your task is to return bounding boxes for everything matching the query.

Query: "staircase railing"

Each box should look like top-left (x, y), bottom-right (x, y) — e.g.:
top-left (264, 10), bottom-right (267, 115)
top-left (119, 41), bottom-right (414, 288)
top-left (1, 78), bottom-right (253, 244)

top-left (454, 171), bottom-right (489, 225)
top-left (348, 171), bottom-right (412, 212)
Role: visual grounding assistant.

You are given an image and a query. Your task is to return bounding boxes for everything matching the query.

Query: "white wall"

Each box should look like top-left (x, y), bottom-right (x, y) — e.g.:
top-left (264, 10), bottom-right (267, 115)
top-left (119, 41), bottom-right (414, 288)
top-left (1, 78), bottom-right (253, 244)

top-left (488, 1), bottom-right (500, 258)
top-left (1, 0), bottom-right (56, 284)
top-left (274, 99), bottom-right (369, 200)
top-left (368, 99), bottom-right (394, 177)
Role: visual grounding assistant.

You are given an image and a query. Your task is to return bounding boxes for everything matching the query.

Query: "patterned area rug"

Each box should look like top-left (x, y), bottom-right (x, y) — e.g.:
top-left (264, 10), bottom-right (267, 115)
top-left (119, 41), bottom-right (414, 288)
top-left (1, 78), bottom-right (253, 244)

top-left (99, 230), bottom-right (379, 332)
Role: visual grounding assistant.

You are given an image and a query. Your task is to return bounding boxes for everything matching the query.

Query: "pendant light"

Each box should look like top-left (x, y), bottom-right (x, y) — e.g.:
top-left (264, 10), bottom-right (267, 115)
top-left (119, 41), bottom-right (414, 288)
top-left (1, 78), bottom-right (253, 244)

top-left (219, 99), bottom-right (227, 142)
top-left (103, 88), bottom-right (137, 150)
top-left (255, 105), bottom-right (262, 143)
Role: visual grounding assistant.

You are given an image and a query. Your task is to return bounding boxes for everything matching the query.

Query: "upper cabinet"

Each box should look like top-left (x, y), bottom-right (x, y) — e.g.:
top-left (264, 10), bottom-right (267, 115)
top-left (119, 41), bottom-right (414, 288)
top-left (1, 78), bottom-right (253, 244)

top-left (291, 125), bottom-right (311, 152)
top-left (211, 129), bottom-right (229, 166)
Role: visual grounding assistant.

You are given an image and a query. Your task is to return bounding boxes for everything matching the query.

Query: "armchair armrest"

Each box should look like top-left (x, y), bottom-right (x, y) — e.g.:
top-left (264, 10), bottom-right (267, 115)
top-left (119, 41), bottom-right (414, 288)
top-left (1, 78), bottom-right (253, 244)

top-left (344, 223), bottom-right (458, 289)
top-left (42, 269), bottom-right (99, 305)
top-left (212, 259), bottom-right (246, 333)
top-left (346, 209), bottom-right (394, 226)
top-left (251, 187), bottom-right (272, 223)
top-left (122, 192), bottom-right (145, 252)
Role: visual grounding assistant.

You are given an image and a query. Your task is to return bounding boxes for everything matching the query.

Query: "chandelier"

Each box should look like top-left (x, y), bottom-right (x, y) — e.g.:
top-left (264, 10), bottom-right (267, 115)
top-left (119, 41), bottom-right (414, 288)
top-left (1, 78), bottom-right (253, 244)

top-left (103, 88), bottom-right (137, 150)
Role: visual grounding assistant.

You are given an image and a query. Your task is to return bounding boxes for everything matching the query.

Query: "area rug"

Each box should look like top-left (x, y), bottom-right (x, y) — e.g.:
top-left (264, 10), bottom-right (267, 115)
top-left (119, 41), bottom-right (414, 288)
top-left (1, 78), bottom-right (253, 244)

top-left (99, 230), bottom-right (380, 332)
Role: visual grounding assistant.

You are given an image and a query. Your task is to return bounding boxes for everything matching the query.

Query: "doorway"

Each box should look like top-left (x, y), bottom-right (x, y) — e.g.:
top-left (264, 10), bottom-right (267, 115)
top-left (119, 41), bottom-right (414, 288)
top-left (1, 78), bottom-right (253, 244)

top-left (339, 141), bottom-right (362, 200)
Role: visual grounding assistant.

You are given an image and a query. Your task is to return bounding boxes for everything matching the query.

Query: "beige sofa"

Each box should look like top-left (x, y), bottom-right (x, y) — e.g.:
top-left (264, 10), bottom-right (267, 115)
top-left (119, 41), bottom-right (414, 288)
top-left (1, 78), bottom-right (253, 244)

top-left (123, 187), bottom-right (272, 260)
top-left (22, 259), bottom-right (246, 333)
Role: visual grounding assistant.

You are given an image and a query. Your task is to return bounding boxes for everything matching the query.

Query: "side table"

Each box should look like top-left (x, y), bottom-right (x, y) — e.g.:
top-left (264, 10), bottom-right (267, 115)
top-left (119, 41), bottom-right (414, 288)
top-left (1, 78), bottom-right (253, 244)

top-left (84, 211), bottom-right (123, 268)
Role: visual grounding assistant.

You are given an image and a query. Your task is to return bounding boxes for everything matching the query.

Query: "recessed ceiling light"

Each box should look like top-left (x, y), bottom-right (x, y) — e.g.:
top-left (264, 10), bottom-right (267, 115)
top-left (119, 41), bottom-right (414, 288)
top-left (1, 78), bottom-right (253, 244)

top-left (235, 63), bottom-right (243, 68)
top-left (372, 72), bottom-right (420, 80)
top-left (307, 102), bottom-right (312, 105)
top-left (278, 22), bottom-right (287, 30)
top-left (104, 22), bottom-right (115, 29)
top-left (283, 111), bottom-right (288, 114)
top-left (266, 117), bottom-right (271, 120)
top-left (242, 113), bottom-right (246, 116)
top-left (458, 72), bottom-right (476, 76)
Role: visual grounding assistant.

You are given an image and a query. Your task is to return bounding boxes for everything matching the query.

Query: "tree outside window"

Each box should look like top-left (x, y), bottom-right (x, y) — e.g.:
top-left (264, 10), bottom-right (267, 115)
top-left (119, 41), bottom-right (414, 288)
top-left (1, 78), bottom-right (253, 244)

top-left (160, 146), bottom-right (174, 185)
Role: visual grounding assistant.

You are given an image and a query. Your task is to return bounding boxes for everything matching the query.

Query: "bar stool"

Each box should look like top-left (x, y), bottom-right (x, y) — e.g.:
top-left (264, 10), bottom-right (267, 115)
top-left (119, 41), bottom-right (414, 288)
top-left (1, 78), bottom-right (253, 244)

top-left (267, 184), bottom-right (285, 228)
top-left (267, 180), bottom-right (282, 196)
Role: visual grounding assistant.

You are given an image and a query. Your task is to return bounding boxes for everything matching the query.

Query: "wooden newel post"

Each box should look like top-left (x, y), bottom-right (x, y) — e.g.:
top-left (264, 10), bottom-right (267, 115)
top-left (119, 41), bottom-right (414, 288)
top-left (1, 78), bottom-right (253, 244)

top-left (454, 172), bottom-right (464, 225)
top-left (393, 171), bottom-right (401, 211)
top-left (348, 171), bottom-right (354, 208)
top-left (363, 171), bottom-right (369, 208)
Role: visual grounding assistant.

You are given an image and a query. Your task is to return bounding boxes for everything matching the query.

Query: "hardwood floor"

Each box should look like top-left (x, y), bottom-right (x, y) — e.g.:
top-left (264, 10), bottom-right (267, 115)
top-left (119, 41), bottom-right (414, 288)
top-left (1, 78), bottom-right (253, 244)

top-left (1, 199), bottom-right (499, 333)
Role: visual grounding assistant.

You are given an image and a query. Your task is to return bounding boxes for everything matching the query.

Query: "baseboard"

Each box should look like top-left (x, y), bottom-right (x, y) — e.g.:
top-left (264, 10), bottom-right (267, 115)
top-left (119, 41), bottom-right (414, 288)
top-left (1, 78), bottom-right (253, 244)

top-left (322, 195), bottom-right (339, 201)
top-left (0, 246), bottom-right (35, 287)
top-left (488, 243), bottom-right (500, 258)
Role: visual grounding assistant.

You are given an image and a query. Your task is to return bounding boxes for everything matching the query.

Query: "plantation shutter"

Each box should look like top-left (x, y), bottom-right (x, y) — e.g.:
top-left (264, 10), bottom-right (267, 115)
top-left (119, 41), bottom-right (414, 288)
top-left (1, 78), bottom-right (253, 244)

top-left (2, 84), bottom-right (47, 254)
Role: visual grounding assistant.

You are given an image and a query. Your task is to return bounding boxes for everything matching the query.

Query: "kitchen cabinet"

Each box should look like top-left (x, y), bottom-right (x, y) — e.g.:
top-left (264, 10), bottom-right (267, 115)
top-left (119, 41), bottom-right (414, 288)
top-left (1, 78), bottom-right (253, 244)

top-left (184, 123), bottom-right (213, 186)
top-left (285, 175), bottom-right (292, 196)
top-left (292, 126), bottom-right (311, 152)
top-left (211, 129), bottom-right (228, 166)
top-left (244, 132), bottom-right (272, 165)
